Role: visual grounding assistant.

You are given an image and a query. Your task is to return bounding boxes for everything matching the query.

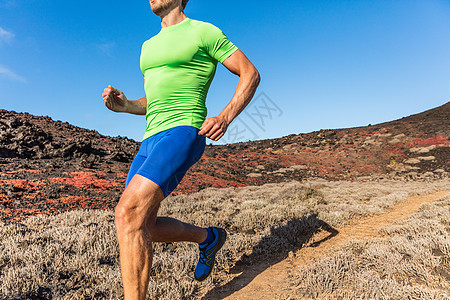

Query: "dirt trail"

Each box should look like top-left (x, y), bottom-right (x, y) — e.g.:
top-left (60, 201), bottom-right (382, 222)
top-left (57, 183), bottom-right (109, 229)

top-left (205, 190), bottom-right (450, 300)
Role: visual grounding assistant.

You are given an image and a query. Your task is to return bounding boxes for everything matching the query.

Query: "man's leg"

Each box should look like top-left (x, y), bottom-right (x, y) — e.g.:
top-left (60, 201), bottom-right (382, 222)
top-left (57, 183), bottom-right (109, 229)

top-left (115, 174), bottom-right (162, 300)
top-left (147, 214), bottom-right (208, 243)
top-left (115, 174), bottom-right (208, 300)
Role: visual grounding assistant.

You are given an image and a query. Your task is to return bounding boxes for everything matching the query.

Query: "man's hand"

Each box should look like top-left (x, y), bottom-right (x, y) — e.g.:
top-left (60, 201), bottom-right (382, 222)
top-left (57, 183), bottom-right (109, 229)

top-left (198, 115), bottom-right (229, 141)
top-left (102, 85), bottom-right (128, 112)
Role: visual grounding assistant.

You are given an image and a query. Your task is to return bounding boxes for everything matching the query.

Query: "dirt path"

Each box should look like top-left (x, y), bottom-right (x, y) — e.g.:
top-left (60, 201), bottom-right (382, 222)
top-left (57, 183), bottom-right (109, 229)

top-left (204, 190), bottom-right (450, 300)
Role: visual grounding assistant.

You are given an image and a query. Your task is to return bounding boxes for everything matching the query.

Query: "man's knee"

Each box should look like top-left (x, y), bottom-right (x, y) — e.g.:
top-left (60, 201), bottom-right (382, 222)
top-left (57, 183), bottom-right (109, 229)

top-left (115, 206), bottom-right (141, 234)
top-left (115, 190), bottom-right (160, 234)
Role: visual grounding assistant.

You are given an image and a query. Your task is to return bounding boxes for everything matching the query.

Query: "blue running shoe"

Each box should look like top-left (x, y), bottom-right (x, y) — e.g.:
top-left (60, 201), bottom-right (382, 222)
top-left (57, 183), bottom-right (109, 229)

top-left (194, 227), bottom-right (227, 282)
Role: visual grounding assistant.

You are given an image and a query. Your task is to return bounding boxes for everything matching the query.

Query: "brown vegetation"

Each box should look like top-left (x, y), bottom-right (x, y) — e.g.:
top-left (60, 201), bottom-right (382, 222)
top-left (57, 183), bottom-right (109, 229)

top-left (291, 193), bottom-right (450, 299)
top-left (0, 179), bottom-right (448, 299)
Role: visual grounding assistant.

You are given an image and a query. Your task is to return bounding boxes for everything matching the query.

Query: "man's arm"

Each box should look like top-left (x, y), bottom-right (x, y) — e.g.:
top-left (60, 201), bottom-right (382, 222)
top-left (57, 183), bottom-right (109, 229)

top-left (198, 49), bottom-right (261, 141)
top-left (102, 85), bottom-right (147, 115)
top-left (125, 96), bottom-right (147, 115)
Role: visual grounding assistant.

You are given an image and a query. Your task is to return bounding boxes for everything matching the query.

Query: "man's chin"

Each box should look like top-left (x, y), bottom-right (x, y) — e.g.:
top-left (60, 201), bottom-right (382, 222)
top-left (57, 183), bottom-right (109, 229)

top-left (150, 0), bottom-right (178, 17)
top-left (150, 7), bottom-right (164, 16)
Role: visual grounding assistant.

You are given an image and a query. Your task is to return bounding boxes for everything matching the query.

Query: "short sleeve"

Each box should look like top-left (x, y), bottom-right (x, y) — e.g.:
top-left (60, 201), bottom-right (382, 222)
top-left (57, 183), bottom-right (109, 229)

top-left (194, 21), bottom-right (238, 63)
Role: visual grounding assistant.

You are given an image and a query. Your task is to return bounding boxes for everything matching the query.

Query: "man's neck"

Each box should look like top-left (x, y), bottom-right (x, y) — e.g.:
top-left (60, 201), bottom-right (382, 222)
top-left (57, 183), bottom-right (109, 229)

top-left (160, 9), bottom-right (187, 29)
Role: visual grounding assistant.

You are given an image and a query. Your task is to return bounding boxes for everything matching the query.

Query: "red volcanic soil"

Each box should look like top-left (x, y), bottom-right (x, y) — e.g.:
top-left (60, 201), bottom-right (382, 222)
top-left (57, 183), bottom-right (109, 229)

top-left (0, 102), bottom-right (449, 224)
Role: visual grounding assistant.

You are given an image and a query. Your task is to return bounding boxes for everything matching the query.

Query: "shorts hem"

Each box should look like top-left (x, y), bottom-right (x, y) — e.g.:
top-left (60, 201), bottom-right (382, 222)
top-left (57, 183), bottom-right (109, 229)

top-left (135, 171), bottom-right (168, 198)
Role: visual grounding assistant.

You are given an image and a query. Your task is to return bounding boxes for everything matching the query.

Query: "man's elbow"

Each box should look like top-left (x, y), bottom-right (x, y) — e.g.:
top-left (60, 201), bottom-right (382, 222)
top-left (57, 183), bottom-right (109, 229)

top-left (238, 61), bottom-right (260, 86)
top-left (254, 68), bottom-right (261, 86)
top-left (247, 65), bottom-right (260, 86)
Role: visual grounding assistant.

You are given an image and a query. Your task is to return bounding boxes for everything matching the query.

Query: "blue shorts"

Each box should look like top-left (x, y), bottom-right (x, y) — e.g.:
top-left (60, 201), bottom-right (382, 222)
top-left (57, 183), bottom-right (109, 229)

top-left (125, 125), bottom-right (206, 198)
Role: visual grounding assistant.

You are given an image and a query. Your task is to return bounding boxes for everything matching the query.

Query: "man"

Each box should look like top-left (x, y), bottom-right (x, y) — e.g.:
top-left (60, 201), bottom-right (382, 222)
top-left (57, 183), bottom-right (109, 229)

top-left (102, 0), bottom-right (260, 298)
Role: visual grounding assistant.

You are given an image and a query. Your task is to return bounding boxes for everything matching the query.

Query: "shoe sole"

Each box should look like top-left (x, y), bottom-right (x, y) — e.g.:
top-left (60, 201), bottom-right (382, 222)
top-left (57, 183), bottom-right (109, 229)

top-left (195, 227), bottom-right (227, 282)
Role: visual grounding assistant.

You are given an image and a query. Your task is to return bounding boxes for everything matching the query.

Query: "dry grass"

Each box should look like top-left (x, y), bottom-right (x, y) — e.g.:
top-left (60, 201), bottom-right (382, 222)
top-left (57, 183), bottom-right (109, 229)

top-left (0, 179), bottom-right (448, 299)
top-left (291, 193), bottom-right (450, 299)
top-left (302, 178), bottom-right (449, 227)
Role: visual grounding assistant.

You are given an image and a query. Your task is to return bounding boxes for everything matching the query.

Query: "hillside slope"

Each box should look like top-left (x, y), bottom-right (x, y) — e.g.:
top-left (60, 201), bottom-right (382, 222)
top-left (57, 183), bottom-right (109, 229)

top-left (0, 102), bottom-right (448, 224)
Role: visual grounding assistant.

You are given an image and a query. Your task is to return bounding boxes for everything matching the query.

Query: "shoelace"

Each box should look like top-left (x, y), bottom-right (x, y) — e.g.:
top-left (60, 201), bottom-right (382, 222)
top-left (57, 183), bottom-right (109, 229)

top-left (198, 247), bottom-right (214, 266)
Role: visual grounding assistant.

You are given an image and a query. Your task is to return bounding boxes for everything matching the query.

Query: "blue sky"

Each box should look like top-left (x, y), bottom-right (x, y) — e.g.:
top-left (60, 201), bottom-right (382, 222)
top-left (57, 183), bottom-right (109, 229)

top-left (1, 0), bottom-right (449, 145)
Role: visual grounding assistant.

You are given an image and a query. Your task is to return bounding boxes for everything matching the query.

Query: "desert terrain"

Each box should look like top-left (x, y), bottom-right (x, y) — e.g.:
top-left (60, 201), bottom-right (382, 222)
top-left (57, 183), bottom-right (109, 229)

top-left (0, 102), bottom-right (448, 299)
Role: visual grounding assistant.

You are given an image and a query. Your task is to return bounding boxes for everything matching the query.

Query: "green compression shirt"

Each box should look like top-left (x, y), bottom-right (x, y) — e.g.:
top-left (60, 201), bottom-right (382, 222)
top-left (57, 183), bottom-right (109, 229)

top-left (140, 17), bottom-right (238, 140)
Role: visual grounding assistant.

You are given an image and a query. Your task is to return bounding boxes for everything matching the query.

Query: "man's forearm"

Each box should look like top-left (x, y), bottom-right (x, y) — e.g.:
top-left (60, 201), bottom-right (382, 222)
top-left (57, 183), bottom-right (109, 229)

top-left (218, 69), bottom-right (260, 124)
top-left (125, 96), bottom-right (147, 115)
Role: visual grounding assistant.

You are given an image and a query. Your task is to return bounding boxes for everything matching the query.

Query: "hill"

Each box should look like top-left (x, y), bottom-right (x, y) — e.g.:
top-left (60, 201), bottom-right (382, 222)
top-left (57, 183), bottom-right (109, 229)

top-left (0, 102), bottom-right (448, 224)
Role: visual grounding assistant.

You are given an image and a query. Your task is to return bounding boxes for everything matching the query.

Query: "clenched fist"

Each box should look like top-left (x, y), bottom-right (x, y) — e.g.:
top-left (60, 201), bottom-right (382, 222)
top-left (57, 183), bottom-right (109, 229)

top-left (198, 115), bottom-right (229, 141)
top-left (102, 85), bottom-right (128, 112)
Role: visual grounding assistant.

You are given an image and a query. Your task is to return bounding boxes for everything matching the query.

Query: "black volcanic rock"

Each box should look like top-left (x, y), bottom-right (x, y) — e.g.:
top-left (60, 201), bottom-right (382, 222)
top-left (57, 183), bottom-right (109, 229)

top-left (0, 109), bottom-right (139, 162)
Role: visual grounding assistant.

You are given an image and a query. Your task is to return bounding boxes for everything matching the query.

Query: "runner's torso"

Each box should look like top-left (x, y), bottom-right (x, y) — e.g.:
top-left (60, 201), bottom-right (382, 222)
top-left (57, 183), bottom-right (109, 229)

top-left (140, 17), bottom-right (238, 140)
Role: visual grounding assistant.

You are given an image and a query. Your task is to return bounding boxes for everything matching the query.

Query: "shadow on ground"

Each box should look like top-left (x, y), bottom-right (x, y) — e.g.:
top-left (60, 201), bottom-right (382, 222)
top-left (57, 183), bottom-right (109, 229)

top-left (202, 213), bottom-right (338, 299)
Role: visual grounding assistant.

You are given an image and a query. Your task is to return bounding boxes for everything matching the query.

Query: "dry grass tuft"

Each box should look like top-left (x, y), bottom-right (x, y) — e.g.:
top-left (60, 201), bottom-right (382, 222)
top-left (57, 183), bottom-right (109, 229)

top-left (0, 179), bottom-right (448, 299)
top-left (291, 194), bottom-right (450, 299)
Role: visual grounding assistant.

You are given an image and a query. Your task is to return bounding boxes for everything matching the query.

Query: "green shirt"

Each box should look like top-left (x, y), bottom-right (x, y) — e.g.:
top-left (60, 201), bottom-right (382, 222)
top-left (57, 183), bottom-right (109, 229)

top-left (140, 17), bottom-right (238, 140)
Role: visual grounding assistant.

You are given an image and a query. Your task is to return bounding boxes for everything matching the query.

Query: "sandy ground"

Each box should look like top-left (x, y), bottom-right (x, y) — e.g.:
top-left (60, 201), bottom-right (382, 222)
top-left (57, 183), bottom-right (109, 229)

top-left (201, 190), bottom-right (450, 300)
